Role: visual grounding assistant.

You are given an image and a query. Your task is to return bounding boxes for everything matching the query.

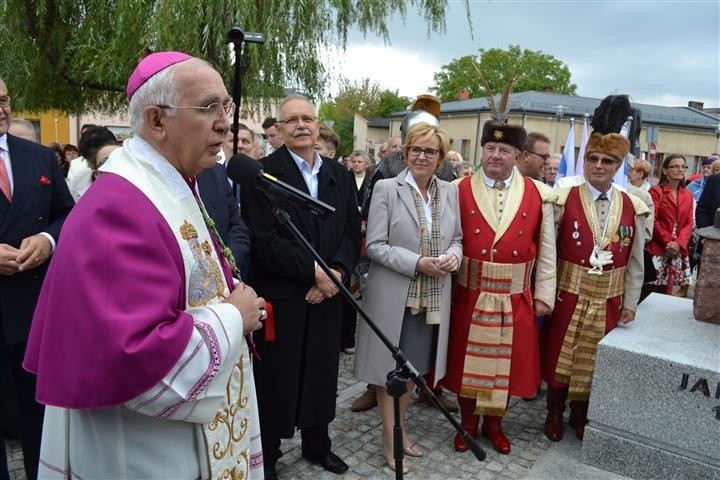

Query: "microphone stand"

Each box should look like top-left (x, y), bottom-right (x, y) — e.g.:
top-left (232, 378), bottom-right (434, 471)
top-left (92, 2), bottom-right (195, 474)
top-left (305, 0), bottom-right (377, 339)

top-left (225, 26), bottom-right (264, 203)
top-left (272, 207), bottom-right (486, 480)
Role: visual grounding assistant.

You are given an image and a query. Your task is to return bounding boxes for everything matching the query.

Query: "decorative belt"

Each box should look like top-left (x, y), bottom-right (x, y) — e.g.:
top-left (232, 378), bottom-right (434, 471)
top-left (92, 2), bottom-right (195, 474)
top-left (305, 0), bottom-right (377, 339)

top-left (557, 259), bottom-right (625, 298)
top-left (457, 257), bottom-right (534, 295)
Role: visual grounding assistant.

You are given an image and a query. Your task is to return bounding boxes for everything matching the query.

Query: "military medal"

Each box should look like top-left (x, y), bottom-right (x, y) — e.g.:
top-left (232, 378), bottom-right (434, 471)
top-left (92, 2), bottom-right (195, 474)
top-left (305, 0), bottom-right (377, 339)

top-left (572, 221), bottom-right (580, 239)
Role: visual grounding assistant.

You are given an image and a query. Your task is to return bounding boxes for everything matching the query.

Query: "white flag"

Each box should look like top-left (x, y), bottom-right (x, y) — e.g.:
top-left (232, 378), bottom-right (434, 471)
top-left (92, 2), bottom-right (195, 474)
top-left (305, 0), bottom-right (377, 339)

top-left (614, 116), bottom-right (633, 188)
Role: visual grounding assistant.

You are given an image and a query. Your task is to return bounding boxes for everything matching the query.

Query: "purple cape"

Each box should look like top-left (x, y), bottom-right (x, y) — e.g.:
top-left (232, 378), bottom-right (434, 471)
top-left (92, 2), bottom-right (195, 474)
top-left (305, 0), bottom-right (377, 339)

top-left (23, 173), bottom-right (195, 408)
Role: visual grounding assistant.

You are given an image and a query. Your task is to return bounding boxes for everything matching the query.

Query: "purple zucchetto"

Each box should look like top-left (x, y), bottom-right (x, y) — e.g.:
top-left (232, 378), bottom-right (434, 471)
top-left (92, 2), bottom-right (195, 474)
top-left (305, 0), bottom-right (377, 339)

top-left (126, 51), bottom-right (193, 101)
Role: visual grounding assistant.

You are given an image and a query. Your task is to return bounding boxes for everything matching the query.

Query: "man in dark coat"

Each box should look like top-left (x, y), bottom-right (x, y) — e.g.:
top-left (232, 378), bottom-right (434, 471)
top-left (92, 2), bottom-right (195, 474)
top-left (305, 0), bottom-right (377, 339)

top-left (197, 162), bottom-right (251, 279)
top-left (242, 94), bottom-right (361, 479)
top-left (697, 173), bottom-right (720, 229)
top-left (0, 78), bottom-right (74, 479)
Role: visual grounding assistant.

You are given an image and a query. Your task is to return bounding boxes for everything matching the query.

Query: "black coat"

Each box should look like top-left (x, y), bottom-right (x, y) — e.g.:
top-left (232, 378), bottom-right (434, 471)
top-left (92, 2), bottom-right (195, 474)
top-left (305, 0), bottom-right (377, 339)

top-left (197, 163), bottom-right (251, 279)
top-left (350, 170), bottom-right (370, 210)
top-left (696, 173), bottom-right (720, 229)
top-left (0, 134), bottom-right (74, 345)
top-left (241, 146), bottom-right (361, 437)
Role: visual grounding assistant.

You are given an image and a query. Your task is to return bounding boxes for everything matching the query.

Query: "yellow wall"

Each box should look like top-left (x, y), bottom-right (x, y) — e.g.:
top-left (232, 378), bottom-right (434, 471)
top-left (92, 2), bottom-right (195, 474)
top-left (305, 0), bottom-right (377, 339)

top-left (14, 111), bottom-right (71, 146)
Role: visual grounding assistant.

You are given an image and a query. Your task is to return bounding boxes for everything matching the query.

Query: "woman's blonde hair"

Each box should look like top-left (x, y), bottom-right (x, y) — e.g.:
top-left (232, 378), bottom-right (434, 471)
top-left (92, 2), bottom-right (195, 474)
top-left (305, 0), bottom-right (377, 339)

top-left (403, 122), bottom-right (450, 172)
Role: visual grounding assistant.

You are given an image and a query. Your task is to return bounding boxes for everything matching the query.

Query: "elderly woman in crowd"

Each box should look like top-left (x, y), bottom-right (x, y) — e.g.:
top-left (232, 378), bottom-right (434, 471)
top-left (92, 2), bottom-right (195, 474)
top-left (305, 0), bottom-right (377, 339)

top-left (446, 150), bottom-right (463, 168)
top-left (455, 161), bottom-right (474, 178)
top-left (642, 154), bottom-right (695, 299)
top-left (629, 158), bottom-right (653, 191)
top-left (354, 123), bottom-right (462, 473)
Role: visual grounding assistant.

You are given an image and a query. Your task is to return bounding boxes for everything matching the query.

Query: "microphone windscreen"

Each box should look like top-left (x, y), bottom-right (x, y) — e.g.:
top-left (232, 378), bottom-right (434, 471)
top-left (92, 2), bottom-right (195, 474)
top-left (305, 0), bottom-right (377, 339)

top-left (226, 154), bottom-right (262, 187)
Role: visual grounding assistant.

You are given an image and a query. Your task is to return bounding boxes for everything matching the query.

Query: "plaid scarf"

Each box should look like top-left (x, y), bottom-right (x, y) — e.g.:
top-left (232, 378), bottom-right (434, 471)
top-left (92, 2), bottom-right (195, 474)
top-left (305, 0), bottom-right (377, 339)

top-left (406, 177), bottom-right (443, 324)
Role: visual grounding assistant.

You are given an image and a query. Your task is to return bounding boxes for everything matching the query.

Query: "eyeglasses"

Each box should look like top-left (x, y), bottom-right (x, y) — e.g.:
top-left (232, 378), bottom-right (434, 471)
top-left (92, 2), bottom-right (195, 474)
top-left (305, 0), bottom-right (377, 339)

top-left (665, 164), bottom-right (688, 170)
top-left (156, 102), bottom-right (236, 118)
top-left (586, 154), bottom-right (619, 166)
top-left (277, 115), bottom-right (317, 127)
top-left (526, 150), bottom-right (550, 161)
top-left (0, 96), bottom-right (11, 108)
top-left (408, 146), bottom-right (440, 159)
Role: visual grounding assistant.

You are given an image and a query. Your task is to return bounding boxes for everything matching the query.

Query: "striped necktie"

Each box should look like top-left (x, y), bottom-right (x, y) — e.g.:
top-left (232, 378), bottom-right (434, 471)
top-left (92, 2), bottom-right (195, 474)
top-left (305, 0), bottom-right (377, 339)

top-left (0, 147), bottom-right (12, 202)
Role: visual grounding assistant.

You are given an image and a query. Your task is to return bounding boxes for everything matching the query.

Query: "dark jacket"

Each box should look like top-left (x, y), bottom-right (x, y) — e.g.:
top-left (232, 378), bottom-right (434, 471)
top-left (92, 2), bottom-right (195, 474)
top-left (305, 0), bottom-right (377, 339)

top-left (696, 174), bottom-right (720, 229)
top-left (0, 134), bottom-right (74, 345)
top-left (197, 163), bottom-right (251, 279)
top-left (241, 145), bottom-right (361, 437)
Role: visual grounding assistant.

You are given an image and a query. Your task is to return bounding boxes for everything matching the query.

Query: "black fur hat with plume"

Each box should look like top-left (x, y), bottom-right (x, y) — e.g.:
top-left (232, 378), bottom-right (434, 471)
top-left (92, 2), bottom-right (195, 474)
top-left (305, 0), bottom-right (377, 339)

top-left (590, 94), bottom-right (642, 155)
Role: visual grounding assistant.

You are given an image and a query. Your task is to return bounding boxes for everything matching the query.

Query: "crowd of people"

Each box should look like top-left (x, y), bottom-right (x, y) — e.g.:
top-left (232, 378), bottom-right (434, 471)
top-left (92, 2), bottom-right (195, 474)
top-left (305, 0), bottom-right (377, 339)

top-left (1, 51), bottom-right (719, 480)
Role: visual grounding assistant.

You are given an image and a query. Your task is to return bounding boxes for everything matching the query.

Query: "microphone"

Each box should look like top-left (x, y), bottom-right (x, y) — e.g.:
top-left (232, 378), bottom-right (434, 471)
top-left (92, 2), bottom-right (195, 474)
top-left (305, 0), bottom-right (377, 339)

top-left (227, 154), bottom-right (335, 219)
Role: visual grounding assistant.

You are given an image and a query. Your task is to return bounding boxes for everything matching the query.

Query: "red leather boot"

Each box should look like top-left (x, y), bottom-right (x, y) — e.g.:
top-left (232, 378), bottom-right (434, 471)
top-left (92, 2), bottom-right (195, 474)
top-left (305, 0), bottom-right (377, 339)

top-left (481, 415), bottom-right (511, 454)
top-left (544, 386), bottom-right (568, 441)
top-left (568, 400), bottom-right (589, 440)
top-left (453, 397), bottom-right (479, 452)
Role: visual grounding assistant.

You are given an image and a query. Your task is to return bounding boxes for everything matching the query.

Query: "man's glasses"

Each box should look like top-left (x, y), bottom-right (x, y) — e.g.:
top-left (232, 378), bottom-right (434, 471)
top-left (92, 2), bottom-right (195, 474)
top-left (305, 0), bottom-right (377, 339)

top-left (277, 115), bottom-right (317, 127)
top-left (526, 150), bottom-right (550, 161)
top-left (665, 164), bottom-right (688, 170)
top-left (408, 146), bottom-right (440, 159)
top-left (0, 96), bottom-right (11, 108)
top-left (586, 154), bottom-right (619, 166)
top-left (156, 102), bottom-right (236, 118)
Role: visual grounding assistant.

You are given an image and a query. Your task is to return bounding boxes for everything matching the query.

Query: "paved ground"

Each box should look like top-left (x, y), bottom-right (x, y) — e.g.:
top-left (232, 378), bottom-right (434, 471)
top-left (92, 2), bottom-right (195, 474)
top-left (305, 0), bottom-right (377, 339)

top-left (5, 350), bottom-right (631, 479)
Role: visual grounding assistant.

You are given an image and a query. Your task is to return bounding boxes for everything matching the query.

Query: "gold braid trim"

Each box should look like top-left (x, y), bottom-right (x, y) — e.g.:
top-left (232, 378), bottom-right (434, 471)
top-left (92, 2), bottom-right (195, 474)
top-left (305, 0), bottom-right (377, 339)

top-left (554, 260), bottom-right (625, 400)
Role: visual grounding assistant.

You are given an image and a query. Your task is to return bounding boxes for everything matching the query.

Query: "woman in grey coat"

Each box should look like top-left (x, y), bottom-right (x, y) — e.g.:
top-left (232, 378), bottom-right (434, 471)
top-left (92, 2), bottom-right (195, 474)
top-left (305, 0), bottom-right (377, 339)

top-left (353, 123), bottom-right (463, 473)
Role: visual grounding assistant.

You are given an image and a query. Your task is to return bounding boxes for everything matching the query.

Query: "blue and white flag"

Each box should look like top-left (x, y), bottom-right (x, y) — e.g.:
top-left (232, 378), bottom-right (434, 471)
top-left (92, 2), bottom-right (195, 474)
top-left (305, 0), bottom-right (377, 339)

top-left (558, 118), bottom-right (575, 179)
top-left (576, 116), bottom-right (590, 178)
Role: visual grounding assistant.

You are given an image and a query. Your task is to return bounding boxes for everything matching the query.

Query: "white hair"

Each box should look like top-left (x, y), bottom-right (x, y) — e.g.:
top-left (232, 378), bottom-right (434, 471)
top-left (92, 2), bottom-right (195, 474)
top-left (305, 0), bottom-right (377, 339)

top-left (352, 150), bottom-right (369, 164)
top-left (277, 93), bottom-right (315, 120)
top-left (128, 64), bottom-right (182, 134)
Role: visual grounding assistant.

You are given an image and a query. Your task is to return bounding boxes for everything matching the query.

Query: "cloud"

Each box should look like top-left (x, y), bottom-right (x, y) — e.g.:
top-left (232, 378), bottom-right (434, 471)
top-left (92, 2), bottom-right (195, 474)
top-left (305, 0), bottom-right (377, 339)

top-left (337, 1), bottom-right (720, 108)
top-left (322, 43), bottom-right (440, 99)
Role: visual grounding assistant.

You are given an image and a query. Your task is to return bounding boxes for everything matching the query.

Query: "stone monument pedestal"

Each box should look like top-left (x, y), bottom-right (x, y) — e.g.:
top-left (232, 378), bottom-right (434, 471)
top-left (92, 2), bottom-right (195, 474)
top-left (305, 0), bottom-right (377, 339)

top-left (581, 293), bottom-right (720, 480)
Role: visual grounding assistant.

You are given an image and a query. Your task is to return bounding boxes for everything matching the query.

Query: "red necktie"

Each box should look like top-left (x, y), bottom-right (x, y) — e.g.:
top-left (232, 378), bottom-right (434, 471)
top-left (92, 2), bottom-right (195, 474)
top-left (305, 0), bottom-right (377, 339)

top-left (0, 149), bottom-right (11, 202)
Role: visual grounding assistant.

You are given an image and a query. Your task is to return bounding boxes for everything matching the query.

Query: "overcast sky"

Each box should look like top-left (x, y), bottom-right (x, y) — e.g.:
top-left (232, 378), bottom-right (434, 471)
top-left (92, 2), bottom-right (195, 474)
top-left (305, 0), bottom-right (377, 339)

top-left (325, 0), bottom-right (719, 108)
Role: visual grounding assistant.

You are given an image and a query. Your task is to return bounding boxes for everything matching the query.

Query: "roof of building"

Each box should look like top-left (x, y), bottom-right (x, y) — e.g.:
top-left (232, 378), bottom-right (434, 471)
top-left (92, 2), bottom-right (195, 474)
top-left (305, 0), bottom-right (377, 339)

top-left (392, 91), bottom-right (720, 131)
top-left (366, 116), bottom-right (390, 128)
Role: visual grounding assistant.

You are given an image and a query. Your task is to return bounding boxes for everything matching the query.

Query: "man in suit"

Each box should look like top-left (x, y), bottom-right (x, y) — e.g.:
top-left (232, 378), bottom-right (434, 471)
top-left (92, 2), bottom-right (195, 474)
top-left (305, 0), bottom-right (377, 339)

top-left (517, 132), bottom-right (551, 181)
top-left (697, 173), bottom-right (720, 229)
top-left (0, 77), bottom-right (75, 479)
top-left (242, 94), bottom-right (361, 479)
top-left (197, 162), bottom-right (251, 279)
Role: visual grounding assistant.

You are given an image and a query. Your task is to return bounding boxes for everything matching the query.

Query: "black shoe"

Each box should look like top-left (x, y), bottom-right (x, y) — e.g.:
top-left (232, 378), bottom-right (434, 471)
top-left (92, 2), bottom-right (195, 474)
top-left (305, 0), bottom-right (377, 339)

top-left (302, 450), bottom-right (349, 474)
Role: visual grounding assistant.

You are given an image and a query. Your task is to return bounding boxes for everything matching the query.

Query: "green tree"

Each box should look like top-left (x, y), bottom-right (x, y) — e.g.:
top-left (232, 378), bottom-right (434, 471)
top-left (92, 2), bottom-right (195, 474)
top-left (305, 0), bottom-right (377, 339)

top-left (0, 0), bottom-right (464, 114)
top-left (431, 45), bottom-right (577, 102)
top-left (319, 78), bottom-right (410, 156)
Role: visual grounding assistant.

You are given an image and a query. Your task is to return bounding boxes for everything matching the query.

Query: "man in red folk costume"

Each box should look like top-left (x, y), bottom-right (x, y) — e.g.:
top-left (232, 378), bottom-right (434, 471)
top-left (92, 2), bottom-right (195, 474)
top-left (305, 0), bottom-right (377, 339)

top-left (541, 128), bottom-right (648, 442)
top-left (443, 121), bottom-right (556, 454)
